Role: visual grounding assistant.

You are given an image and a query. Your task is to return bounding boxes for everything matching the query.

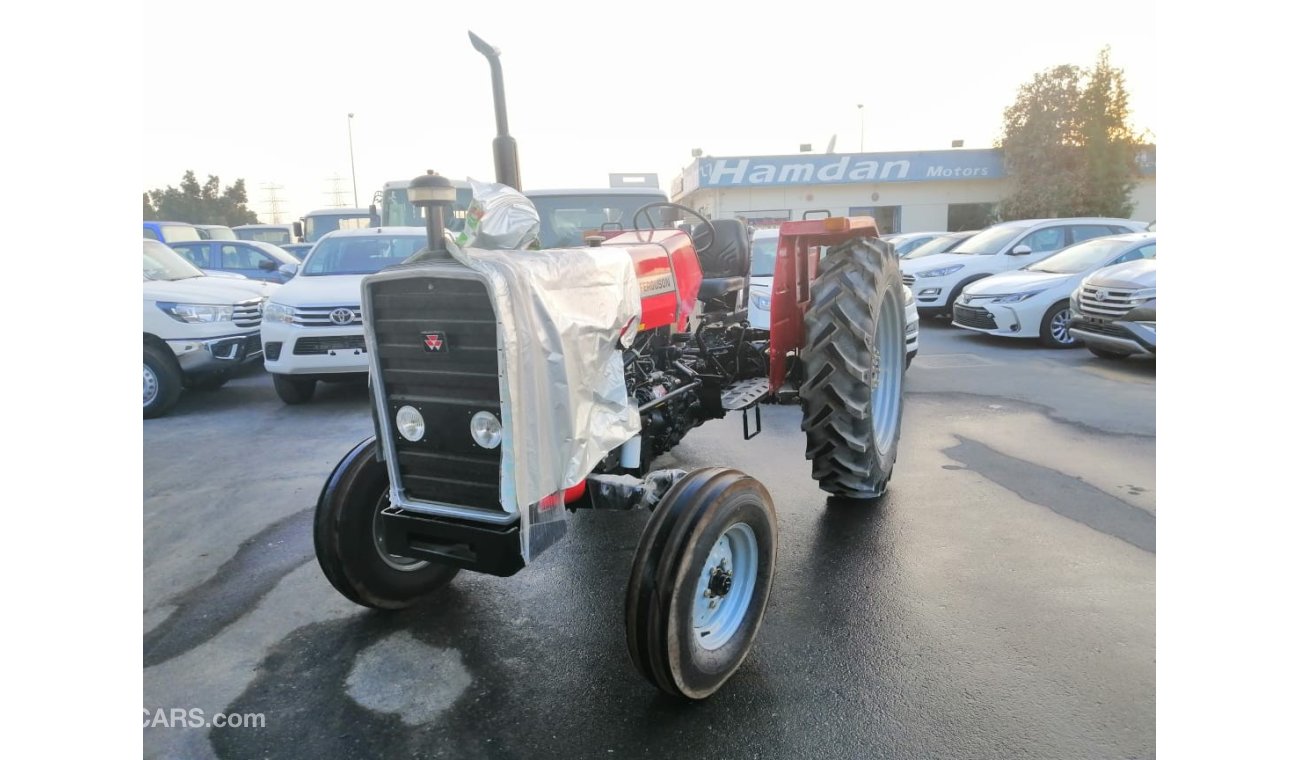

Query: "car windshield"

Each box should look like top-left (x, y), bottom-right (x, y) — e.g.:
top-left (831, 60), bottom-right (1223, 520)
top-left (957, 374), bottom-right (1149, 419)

top-left (143, 240), bottom-right (204, 281)
top-left (750, 236), bottom-right (777, 277)
top-left (381, 187), bottom-right (473, 230)
top-left (1026, 237), bottom-right (1133, 274)
top-left (202, 226), bottom-right (237, 240)
top-left (949, 225), bottom-right (1026, 255)
top-left (903, 233), bottom-right (963, 259)
top-left (159, 224), bottom-right (202, 243)
top-left (530, 194), bottom-right (668, 248)
top-left (302, 235), bottom-right (426, 276)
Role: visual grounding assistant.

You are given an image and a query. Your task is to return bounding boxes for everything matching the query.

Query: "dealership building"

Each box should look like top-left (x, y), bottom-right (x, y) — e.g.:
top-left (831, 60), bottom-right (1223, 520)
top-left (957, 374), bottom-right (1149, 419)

top-left (668, 148), bottom-right (1156, 234)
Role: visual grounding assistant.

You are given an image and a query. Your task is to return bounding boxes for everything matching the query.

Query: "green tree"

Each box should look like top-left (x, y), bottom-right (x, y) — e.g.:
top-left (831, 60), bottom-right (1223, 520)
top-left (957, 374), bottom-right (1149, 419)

top-left (143, 171), bottom-right (260, 225)
top-left (997, 47), bottom-right (1142, 220)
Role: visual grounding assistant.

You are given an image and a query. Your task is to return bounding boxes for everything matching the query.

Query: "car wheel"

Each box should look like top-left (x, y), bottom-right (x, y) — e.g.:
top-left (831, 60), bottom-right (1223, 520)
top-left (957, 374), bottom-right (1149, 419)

top-left (144, 344), bottom-right (183, 419)
top-left (1038, 302), bottom-right (1079, 348)
top-left (273, 373), bottom-right (317, 404)
top-left (1088, 346), bottom-right (1130, 361)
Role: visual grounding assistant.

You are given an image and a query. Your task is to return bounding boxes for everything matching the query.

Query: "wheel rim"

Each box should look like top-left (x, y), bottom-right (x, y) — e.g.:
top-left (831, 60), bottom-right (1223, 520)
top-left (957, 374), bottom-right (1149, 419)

top-left (1050, 308), bottom-right (1075, 344)
top-left (871, 289), bottom-right (905, 452)
top-left (692, 522), bottom-right (759, 651)
top-left (143, 363), bottom-right (159, 407)
top-left (372, 495), bottom-right (428, 572)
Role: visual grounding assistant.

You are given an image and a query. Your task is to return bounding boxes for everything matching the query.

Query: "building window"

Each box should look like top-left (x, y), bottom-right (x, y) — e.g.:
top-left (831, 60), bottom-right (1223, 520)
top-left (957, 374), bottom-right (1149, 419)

top-left (948, 203), bottom-right (996, 231)
top-left (735, 209), bottom-right (790, 229)
top-left (849, 206), bottom-right (900, 234)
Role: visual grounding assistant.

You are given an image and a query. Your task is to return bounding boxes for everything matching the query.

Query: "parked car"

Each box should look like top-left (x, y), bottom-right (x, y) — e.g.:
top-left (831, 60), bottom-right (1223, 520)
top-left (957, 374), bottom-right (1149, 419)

top-left (143, 220), bottom-right (203, 244)
top-left (882, 231), bottom-right (947, 256)
top-left (748, 228), bottom-right (919, 368)
top-left (952, 232), bottom-right (1156, 348)
top-left (261, 227), bottom-right (427, 404)
top-left (900, 230), bottom-right (978, 260)
top-left (900, 217), bottom-right (1148, 318)
top-left (194, 224), bottom-right (237, 240)
top-left (280, 243), bottom-right (314, 261)
top-left (143, 239), bottom-right (276, 418)
top-left (1068, 259), bottom-right (1156, 360)
top-left (168, 239), bottom-right (301, 283)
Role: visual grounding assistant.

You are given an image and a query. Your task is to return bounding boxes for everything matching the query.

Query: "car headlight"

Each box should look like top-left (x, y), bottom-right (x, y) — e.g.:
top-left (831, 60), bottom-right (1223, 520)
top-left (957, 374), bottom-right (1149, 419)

top-left (989, 290), bottom-right (1044, 304)
top-left (1132, 288), bottom-right (1157, 299)
top-left (263, 301), bottom-right (295, 324)
top-left (904, 288), bottom-right (915, 306)
top-left (916, 264), bottom-right (964, 278)
top-left (752, 293), bottom-right (771, 310)
top-left (157, 302), bottom-right (234, 324)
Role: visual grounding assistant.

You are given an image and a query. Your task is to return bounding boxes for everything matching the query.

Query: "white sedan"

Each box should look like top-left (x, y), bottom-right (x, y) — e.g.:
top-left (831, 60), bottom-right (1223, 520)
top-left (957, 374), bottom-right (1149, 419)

top-left (951, 232), bottom-right (1155, 347)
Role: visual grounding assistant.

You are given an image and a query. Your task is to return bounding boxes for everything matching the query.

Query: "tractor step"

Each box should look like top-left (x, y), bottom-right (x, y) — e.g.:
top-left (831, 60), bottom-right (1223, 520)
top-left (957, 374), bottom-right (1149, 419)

top-left (721, 377), bottom-right (770, 411)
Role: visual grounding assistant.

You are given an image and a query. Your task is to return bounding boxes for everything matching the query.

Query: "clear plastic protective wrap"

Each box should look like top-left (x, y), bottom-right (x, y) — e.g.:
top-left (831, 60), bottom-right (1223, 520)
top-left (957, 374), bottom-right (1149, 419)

top-left (444, 234), bottom-right (642, 563)
top-left (453, 177), bottom-right (541, 251)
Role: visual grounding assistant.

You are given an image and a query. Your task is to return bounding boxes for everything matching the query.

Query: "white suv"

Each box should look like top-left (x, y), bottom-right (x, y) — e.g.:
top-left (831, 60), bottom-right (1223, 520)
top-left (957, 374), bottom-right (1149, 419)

top-left (900, 217), bottom-right (1147, 318)
top-left (261, 227), bottom-right (427, 403)
top-left (143, 240), bottom-right (277, 418)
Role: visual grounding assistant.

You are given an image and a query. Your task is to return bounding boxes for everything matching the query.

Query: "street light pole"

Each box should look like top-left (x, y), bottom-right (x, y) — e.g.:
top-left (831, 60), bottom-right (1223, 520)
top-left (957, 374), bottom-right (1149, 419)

top-left (857, 104), bottom-right (864, 153)
top-left (347, 113), bottom-right (358, 207)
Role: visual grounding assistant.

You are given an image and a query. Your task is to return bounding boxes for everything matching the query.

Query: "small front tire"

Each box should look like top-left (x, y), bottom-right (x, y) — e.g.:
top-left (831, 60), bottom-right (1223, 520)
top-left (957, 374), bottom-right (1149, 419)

top-left (314, 437), bottom-right (460, 609)
top-left (273, 373), bottom-right (317, 404)
top-left (625, 468), bottom-right (777, 700)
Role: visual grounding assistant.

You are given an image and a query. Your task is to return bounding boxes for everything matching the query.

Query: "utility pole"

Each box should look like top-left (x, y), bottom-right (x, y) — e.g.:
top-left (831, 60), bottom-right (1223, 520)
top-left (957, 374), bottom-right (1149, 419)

top-left (261, 182), bottom-right (286, 223)
top-left (347, 113), bottom-right (359, 207)
top-left (326, 174), bottom-right (348, 207)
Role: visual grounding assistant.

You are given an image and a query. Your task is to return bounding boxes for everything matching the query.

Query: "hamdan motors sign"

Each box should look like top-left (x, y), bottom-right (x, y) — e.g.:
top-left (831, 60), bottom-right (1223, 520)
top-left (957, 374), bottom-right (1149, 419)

top-left (698, 149), bottom-right (1004, 188)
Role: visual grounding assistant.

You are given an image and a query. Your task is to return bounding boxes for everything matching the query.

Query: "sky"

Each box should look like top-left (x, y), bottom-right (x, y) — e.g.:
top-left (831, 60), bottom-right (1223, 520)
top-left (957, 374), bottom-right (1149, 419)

top-left (141, 0), bottom-right (1158, 223)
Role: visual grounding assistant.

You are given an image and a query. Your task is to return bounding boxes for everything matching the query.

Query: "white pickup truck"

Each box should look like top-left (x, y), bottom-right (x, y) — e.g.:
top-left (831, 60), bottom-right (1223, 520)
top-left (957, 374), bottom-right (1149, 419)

top-left (143, 239), bottom-right (277, 418)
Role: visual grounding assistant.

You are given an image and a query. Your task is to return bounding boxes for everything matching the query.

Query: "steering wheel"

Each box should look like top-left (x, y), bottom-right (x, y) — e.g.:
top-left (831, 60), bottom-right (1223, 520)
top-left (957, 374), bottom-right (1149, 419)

top-left (632, 201), bottom-right (716, 255)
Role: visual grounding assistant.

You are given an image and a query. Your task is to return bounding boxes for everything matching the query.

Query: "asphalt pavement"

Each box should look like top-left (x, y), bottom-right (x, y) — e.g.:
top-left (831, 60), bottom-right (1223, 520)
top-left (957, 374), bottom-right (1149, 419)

top-left (143, 320), bottom-right (1156, 759)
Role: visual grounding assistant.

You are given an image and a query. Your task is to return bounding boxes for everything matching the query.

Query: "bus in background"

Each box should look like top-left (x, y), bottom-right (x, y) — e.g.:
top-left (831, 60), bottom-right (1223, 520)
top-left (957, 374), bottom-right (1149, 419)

top-left (233, 224), bottom-right (296, 246)
top-left (298, 208), bottom-right (373, 243)
top-left (377, 178), bottom-right (473, 229)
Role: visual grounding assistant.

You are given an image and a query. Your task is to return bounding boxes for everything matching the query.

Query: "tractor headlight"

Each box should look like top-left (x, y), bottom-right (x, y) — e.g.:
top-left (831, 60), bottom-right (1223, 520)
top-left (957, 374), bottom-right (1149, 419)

top-left (470, 411), bottom-right (502, 449)
top-left (752, 293), bottom-right (771, 311)
top-left (395, 406), bottom-right (425, 442)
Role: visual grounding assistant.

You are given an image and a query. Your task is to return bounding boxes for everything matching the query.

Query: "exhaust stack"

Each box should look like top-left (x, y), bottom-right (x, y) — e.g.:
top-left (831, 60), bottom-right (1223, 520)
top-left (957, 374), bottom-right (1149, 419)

top-left (469, 31), bottom-right (521, 191)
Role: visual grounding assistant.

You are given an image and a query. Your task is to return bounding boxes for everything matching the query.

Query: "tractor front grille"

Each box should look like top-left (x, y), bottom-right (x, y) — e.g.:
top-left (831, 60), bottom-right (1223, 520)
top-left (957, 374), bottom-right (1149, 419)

top-left (368, 274), bottom-right (503, 512)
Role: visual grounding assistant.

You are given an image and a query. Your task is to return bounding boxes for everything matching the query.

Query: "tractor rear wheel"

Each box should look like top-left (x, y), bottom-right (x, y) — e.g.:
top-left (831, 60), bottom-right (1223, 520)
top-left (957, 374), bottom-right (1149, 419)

top-left (314, 437), bottom-right (460, 609)
top-left (625, 468), bottom-right (777, 700)
top-left (800, 237), bottom-right (906, 499)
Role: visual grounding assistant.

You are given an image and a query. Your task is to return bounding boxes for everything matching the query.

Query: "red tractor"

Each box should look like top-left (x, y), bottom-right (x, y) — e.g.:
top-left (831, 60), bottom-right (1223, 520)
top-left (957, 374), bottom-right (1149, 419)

top-left (314, 31), bottom-right (907, 700)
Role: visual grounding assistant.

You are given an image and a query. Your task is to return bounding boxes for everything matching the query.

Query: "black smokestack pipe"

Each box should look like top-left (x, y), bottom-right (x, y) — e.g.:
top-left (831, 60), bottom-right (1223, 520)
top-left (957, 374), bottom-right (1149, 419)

top-left (468, 31), bottom-right (521, 191)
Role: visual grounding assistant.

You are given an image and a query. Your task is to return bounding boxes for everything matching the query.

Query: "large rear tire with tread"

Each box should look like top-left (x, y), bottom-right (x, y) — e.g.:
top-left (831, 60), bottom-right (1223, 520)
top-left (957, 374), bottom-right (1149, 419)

top-left (625, 468), bottom-right (777, 700)
top-left (314, 437), bottom-right (460, 610)
top-left (800, 237), bottom-right (906, 499)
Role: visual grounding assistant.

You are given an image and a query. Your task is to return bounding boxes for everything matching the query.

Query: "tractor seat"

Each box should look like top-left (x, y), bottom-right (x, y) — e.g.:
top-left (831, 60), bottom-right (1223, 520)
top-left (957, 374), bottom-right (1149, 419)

top-left (697, 276), bottom-right (747, 301)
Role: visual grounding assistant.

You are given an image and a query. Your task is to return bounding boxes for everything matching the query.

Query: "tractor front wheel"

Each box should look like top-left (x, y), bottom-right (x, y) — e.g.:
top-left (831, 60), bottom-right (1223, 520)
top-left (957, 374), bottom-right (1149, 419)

top-left (314, 437), bottom-right (460, 609)
top-left (625, 467), bottom-right (777, 700)
top-left (800, 237), bottom-right (906, 499)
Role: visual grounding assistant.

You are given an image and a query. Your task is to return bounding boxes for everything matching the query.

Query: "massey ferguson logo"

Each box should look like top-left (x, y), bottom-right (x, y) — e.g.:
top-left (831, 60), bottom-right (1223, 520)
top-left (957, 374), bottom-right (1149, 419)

top-left (423, 332), bottom-right (447, 353)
